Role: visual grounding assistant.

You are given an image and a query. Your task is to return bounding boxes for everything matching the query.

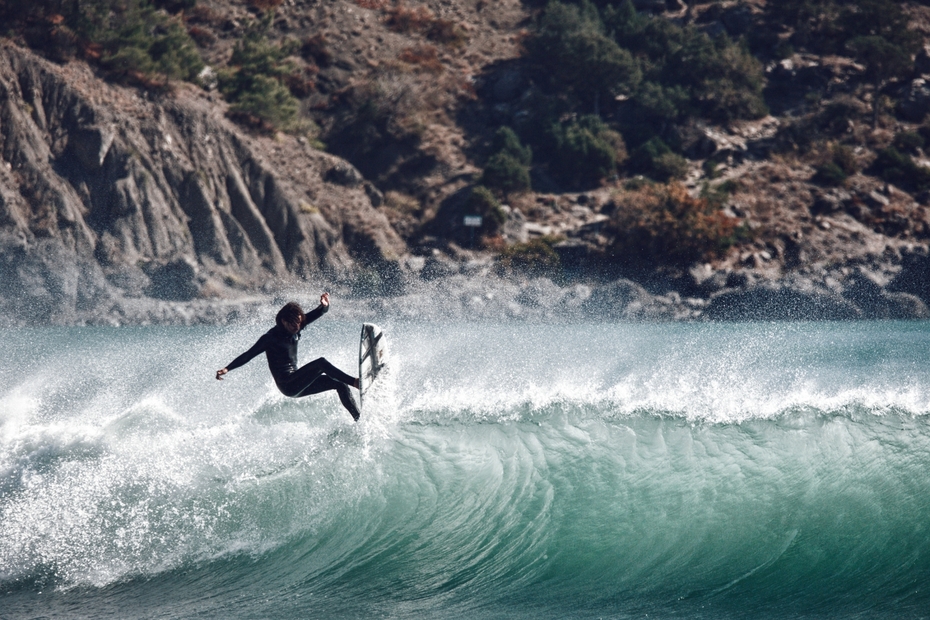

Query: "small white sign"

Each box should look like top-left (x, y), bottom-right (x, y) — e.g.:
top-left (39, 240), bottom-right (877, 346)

top-left (463, 215), bottom-right (483, 227)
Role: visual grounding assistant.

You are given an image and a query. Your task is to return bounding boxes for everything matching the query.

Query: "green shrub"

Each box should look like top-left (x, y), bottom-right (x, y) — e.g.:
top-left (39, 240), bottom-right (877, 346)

top-left (703, 160), bottom-right (721, 179)
top-left (482, 127), bottom-right (532, 194)
top-left (465, 186), bottom-right (507, 236)
top-left (491, 126), bottom-right (532, 166)
top-left (9, 0), bottom-right (203, 85)
top-left (814, 143), bottom-right (858, 185)
top-left (630, 137), bottom-right (686, 181)
top-left (816, 99), bottom-right (864, 136)
top-left (766, 0), bottom-right (918, 55)
top-left (524, 0), bottom-right (641, 112)
top-left (100, 3), bottom-right (203, 84)
top-left (630, 136), bottom-right (669, 172)
top-left (520, 1), bottom-right (764, 182)
top-left (849, 34), bottom-right (917, 125)
top-left (496, 237), bottom-right (562, 278)
top-left (893, 131), bottom-right (925, 155)
top-left (700, 178), bottom-right (740, 209)
top-left (482, 153), bottom-right (532, 194)
top-left (652, 152), bottom-right (689, 182)
top-left (918, 123), bottom-right (930, 146)
top-left (607, 183), bottom-right (748, 266)
top-left (225, 74), bottom-right (300, 130)
top-left (217, 16), bottom-right (301, 131)
top-left (603, 0), bottom-right (767, 125)
top-left (630, 81), bottom-right (690, 127)
top-left (767, 0), bottom-right (918, 126)
top-left (832, 144), bottom-right (858, 175)
top-left (548, 115), bottom-right (624, 188)
top-left (871, 147), bottom-right (930, 193)
top-left (813, 161), bottom-right (848, 186)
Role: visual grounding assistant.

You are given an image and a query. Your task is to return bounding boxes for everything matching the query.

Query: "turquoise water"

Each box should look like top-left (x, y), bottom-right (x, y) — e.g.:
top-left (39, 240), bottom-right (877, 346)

top-left (1, 320), bottom-right (930, 618)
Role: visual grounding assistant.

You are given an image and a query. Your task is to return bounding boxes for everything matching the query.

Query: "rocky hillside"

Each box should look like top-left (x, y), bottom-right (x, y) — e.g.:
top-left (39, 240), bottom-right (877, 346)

top-left (0, 41), bottom-right (404, 324)
top-left (3, 0), bottom-right (930, 325)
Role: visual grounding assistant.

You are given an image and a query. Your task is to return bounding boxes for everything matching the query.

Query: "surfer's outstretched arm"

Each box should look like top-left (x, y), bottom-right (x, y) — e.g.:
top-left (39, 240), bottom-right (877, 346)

top-left (215, 334), bottom-right (270, 380)
top-left (300, 292), bottom-right (330, 329)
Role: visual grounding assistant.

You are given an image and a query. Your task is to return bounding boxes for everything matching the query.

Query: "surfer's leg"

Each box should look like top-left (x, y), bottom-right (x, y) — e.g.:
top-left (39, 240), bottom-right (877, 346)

top-left (278, 360), bottom-right (325, 397)
top-left (306, 357), bottom-right (358, 386)
top-left (281, 358), bottom-right (355, 394)
top-left (298, 375), bottom-right (361, 421)
top-left (278, 358), bottom-right (361, 420)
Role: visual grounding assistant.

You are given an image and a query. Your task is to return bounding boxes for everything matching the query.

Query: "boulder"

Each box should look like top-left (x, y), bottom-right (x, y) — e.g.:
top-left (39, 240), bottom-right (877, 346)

top-left (581, 278), bottom-right (684, 320)
top-left (363, 181), bottom-right (384, 207)
top-left (682, 263), bottom-right (730, 297)
top-left (70, 125), bottom-right (115, 170)
top-left (810, 188), bottom-right (852, 216)
top-left (502, 206), bottom-right (529, 243)
top-left (888, 247), bottom-right (930, 304)
top-left (324, 162), bottom-right (364, 187)
top-left (698, 126), bottom-right (748, 163)
top-left (553, 238), bottom-right (596, 274)
top-left (145, 256), bottom-right (202, 301)
top-left (420, 251), bottom-right (460, 281)
top-left (839, 268), bottom-right (925, 318)
top-left (897, 78), bottom-right (930, 123)
top-left (515, 277), bottom-right (563, 309)
top-left (704, 282), bottom-right (861, 321)
top-left (879, 292), bottom-right (930, 319)
top-left (844, 265), bottom-right (930, 318)
top-left (106, 265), bottom-right (152, 298)
top-left (0, 234), bottom-right (112, 323)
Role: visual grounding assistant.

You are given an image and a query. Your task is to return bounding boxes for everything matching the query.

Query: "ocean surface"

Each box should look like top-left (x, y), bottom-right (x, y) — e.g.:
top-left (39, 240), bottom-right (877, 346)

top-left (2, 319), bottom-right (930, 619)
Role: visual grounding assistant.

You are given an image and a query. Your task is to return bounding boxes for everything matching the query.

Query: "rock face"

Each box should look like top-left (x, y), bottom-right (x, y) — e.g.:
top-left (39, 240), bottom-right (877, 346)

top-left (0, 42), bottom-right (405, 324)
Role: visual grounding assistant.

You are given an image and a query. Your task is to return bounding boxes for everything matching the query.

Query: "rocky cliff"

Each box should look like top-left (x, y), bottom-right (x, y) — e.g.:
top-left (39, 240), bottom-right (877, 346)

top-left (0, 41), bottom-right (404, 325)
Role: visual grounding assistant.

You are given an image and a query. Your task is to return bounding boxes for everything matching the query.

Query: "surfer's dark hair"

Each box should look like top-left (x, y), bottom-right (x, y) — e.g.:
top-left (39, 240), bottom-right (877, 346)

top-left (276, 302), bottom-right (304, 327)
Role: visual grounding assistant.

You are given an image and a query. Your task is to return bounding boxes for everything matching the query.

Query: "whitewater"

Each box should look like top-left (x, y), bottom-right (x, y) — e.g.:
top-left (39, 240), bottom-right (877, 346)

top-left (2, 319), bottom-right (930, 619)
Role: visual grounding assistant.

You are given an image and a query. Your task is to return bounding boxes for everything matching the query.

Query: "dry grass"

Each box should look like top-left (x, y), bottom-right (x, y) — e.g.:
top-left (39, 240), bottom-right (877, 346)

top-left (386, 3), bottom-right (436, 34)
top-left (248, 0), bottom-right (284, 11)
top-left (301, 34), bottom-right (332, 67)
top-left (609, 183), bottom-right (747, 265)
top-left (187, 25), bottom-right (216, 46)
top-left (426, 18), bottom-right (468, 47)
top-left (398, 44), bottom-right (443, 73)
top-left (284, 66), bottom-right (317, 98)
top-left (385, 191), bottom-right (421, 214)
top-left (185, 4), bottom-right (221, 24)
top-left (354, 0), bottom-right (391, 9)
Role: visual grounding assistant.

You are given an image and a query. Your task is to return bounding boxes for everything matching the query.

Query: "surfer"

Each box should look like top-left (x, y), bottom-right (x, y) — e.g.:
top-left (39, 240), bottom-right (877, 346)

top-left (215, 292), bottom-right (362, 421)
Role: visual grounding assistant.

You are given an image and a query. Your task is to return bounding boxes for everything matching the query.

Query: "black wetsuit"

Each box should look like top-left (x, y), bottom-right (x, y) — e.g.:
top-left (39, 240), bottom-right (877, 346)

top-left (224, 304), bottom-right (361, 420)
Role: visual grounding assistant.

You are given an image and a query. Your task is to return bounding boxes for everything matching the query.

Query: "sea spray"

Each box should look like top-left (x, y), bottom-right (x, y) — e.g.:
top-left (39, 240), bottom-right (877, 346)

top-left (2, 321), bottom-right (930, 618)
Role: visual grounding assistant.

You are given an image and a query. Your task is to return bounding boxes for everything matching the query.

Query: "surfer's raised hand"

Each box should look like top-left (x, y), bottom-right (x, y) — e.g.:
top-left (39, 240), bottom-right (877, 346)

top-left (216, 368), bottom-right (228, 380)
top-left (320, 292), bottom-right (330, 307)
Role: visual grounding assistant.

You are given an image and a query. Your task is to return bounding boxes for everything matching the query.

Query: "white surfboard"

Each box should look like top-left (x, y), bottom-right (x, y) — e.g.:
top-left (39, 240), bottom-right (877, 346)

top-left (358, 323), bottom-right (386, 408)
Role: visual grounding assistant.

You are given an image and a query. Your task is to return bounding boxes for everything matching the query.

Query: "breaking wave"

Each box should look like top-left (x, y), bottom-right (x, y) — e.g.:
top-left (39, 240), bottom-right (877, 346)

top-left (2, 320), bottom-right (930, 618)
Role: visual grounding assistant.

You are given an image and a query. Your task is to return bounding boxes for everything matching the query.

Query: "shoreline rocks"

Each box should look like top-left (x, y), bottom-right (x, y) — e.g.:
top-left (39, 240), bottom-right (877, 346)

top-left (4, 259), bottom-right (928, 327)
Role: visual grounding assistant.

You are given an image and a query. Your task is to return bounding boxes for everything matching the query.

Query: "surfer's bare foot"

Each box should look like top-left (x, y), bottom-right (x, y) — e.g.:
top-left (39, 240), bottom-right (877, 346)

top-left (353, 378), bottom-right (360, 390)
